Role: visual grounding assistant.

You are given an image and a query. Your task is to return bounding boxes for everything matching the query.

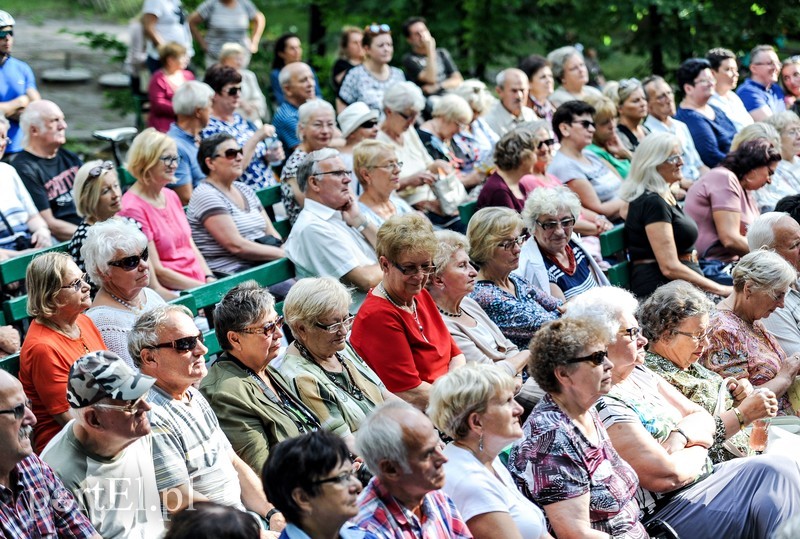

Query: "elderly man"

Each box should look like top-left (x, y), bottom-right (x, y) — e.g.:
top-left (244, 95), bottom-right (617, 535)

top-left (167, 80), bottom-right (215, 204)
top-left (11, 100), bottom-right (82, 240)
top-left (0, 10), bottom-right (40, 156)
top-left (128, 304), bottom-right (283, 532)
top-left (284, 149), bottom-right (380, 306)
top-left (401, 17), bottom-right (462, 98)
top-left (484, 68), bottom-right (538, 136)
top-left (353, 401), bottom-right (471, 538)
top-left (273, 62), bottom-right (317, 153)
top-left (737, 44), bottom-right (785, 122)
top-left (0, 369), bottom-right (100, 538)
top-left (748, 211), bottom-right (800, 356)
top-left (40, 351), bottom-right (164, 538)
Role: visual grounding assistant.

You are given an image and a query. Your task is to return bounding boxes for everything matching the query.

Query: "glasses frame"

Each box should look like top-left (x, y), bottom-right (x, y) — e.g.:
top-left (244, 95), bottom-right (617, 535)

top-left (368, 161), bottom-right (403, 171)
top-left (673, 329), bottom-right (712, 344)
top-left (359, 120), bottom-right (378, 130)
top-left (239, 316), bottom-right (285, 337)
top-left (108, 247), bottom-right (149, 271)
top-left (366, 23), bottom-right (391, 34)
top-left (535, 218), bottom-right (576, 232)
top-left (159, 154), bottom-right (181, 167)
top-left (61, 273), bottom-right (89, 292)
top-left (572, 119), bottom-right (595, 130)
top-left (312, 169), bottom-right (353, 179)
top-left (392, 261), bottom-right (436, 276)
top-left (0, 400), bottom-right (30, 420)
top-left (565, 350), bottom-right (608, 366)
top-left (148, 332), bottom-right (205, 352)
top-left (619, 327), bottom-right (641, 339)
top-left (537, 138), bottom-right (556, 150)
top-left (88, 160), bottom-right (114, 179)
top-left (496, 235), bottom-right (526, 250)
top-left (314, 314), bottom-right (356, 334)
top-left (214, 147), bottom-right (244, 160)
top-left (93, 395), bottom-right (148, 414)
top-left (663, 154), bottom-right (683, 165)
top-left (311, 469), bottom-right (358, 486)
top-left (0, 30), bottom-right (13, 39)
top-left (226, 85), bottom-right (242, 96)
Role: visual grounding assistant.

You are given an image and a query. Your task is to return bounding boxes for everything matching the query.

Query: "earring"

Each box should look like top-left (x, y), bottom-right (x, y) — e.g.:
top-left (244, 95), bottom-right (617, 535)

top-left (478, 432), bottom-right (484, 453)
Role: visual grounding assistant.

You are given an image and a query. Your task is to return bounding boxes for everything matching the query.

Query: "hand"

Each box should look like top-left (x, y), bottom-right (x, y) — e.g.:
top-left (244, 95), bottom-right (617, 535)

top-left (414, 170), bottom-right (437, 187)
top-left (429, 159), bottom-right (452, 175)
top-left (727, 377), bottom-right (753, 403)
top-left (340, 195), bottom-right (363, 227)
top-left (264, 139), bottom-right (284, 163)
top-left (780, 353), bottom-right (800, 380)
top-left (594, 216), bottom-right (613, 234)
top-left (0, 326), bottom-right (21, 354)
top-left (268, 512), bottom-right (286, 532)
top-left (423, 31), bottom-right (436, 52)
top-left (738, 387), bottom-right (778, 423)
top-left (252, 124), bottom-right (276, 142)
top-left (30, 228), bottom-right (52, 249)
top-left (249, 40), bottom-right (259, 54)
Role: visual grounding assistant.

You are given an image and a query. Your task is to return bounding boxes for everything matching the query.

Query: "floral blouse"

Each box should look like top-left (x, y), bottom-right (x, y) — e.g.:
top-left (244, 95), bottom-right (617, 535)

top-left (645, 351), bottom-right (748, 462)
top-left (469, 272), bottom-right (562, 349)
top-left (699, 309), bottom-right (795, 416)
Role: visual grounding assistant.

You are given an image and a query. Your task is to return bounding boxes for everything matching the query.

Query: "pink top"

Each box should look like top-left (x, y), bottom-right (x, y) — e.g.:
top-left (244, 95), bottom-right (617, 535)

top-left (147, 68), bottom-right (195, 133)
top-left (119, 188), bottom-right (205, 283)
top-left (684, 167), bottom-right (759, 261)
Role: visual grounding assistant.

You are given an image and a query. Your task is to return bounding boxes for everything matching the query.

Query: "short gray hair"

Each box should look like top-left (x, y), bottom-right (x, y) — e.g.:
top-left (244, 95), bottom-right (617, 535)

top-left (431, 94), bottom-right (472, 124)
top-left (747, 212), bottom-right (789, 250)
top-left (495, 68), bottom-right (526, 89)
top-left (731, 248), bottom-right (797, 293)
top-left (214, 280), bottom-right (275, 351)
top-left (279, 61), bottom-right (311, 89)
top-left (547, 46), bottom-right (582, 82)
top-left (82, 217), bottom-right (148, 286)
top-left (297, 99), bottom-right (335, 141)
top-left (431, 230), bottom-right (469, 279)
top-left (522, 186), bottom-right (581, 226)
top-left (636, 280), bottom-right (714, 342)
top-left (765, 110), bottom-right (800, 137)
top-left (731, 122), bottom-right (780, 151)
top-left (563, 286), bottom-right (639, 341)
top-left (172, 81), bottom-right (215, 116)
top-left (382, 82), bottom-right (425, 113)
top-left (296, 148), bottom-right (340, 192)
top-left (283, 276), bottom-right (352, 330)
top-left (19, 100), bottom-right (56, 148)
top-left (356, 400), bottom-right (416, 473)
top-left (452, 79), bottom-right (496, 115)
top-left (128, 304), bottom-right (193, 368)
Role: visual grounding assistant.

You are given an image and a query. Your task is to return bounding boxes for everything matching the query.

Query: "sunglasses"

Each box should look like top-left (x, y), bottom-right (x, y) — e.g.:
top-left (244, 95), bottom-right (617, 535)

top-left (93, 395), bottom-right (149, 414)
top-left (366, 23), bottom-right (390, 34)
top-left (537, 138), bottom-right (556, 150)
top-left (0, 30), bottom-right (13, 39)
top-left (88, 160), bottom-right (114, 179)
top-left (315, 315), bottom-right (355, 334)
top-left (108, 247), bottom-right (149, 271)
top-left (240, 316), bottom-right (285, 337)
top-left (572, 120), bottom-right (596, 129)
top-left (396, 110), bottom-right (417, 121)
top-left (360, 120), bottom-right (378, 129)
top-left (61, 273), bottom-right (89, 292)
top-left (535, 217), bottom-right (576, 232)
top-left (0, 399), bottom-right (30, 420)
top-left (663, 155), bottom-right (683, 165)
top-left (565, 350), bottom-right (608, 366)
top-left (149, 332), bottom-right (205, 352)
top-left (225, 86), bottom-right (242, 96)
top-left (214, 147), bottom-right (244, 160)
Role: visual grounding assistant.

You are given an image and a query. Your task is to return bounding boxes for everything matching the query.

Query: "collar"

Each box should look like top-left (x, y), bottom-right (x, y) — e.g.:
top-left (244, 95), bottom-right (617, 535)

top-left (745, 77), bottom-right (773, 91)
top-left (369, 477), bottom-right (434, 527)
top-left (302, 197), bottom-right (340, 221)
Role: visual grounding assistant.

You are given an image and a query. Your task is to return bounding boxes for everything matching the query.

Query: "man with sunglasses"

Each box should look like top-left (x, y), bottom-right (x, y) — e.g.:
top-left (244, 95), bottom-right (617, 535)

top-left (485, 68), bottom-right (538, 137)
top-left (41, 351), bottom-right (165, 538)
top-left (274, 62), bottom-right (318, 153)
top-left (0, 10), bottom-right (41, 157)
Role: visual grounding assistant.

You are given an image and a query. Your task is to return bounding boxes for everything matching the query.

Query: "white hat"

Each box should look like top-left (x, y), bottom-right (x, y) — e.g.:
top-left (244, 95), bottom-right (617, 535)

top-left (337, 102), bottom-right (379, 139)
top-left (0, 11), bottom-right (15, 27)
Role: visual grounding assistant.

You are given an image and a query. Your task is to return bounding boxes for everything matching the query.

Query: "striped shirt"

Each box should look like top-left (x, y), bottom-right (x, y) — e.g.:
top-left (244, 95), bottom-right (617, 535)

top-left (543, 240), bottom-right (598, 300)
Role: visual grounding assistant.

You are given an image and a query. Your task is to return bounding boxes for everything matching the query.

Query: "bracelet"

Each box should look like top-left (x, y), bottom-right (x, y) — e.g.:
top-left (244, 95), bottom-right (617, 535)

top-left (733, 407), bottom-right (746, 430)
top-left (265, 508), bottom-right (281, 528)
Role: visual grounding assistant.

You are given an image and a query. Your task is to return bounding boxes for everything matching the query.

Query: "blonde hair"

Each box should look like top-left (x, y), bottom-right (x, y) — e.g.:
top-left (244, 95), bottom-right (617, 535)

top-left (730, 122), bottom-right (780, 151)
top-left (26, 252), bottom-right (75, 319)
top-left (72, 160), bottom-right (119, 221)
top-left (353, 139), bottom-right (395, 187)
top-left (376, 214), bottom-right (438, 261)
top-left (283, 277), bottom-right (352, 329)
top-left (432, 94), bottom-right (473, 124)
top-left (467, 207), bottom-right (523, 265)
top-left (126, 128), bottom-right (177, 186)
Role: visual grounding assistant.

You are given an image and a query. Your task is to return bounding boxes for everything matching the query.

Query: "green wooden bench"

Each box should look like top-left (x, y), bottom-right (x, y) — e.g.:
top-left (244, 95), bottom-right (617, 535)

top-left (458, 200), bottom-right (478, 227)
top-left (0, 353), bottom-right (19, 376)
top-left (256, 185), bottom-right (291, 237)
top-left (599, 224), bottom-right (630, 289)
top-left (0, 242), bottom-right (70, 287)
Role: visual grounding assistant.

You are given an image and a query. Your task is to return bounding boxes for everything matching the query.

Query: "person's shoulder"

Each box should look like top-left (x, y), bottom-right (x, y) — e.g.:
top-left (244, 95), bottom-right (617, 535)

top-left (58, 148), bottom-right (83, 165)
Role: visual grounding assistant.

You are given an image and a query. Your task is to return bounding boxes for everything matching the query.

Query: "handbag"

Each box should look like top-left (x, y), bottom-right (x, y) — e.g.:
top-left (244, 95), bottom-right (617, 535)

top-left (0, 208), bottom-right (32, 251)
top-left (430, 170), bottom-right (467, 216)
top-left (714, 377), bottom-right (747, 458)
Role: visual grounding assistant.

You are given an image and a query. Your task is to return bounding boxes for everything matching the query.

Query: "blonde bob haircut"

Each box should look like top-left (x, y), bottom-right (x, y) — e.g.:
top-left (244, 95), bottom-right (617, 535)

top-left (126, 128), bottom-right (177, 186)
top-left (72, 160), bottom-right (120, 220)
top-left (353, 139), bottom-right (396, 187)
top-left (619, 132), bottom-right (680, 204)
top-left (428, 364), bottom-right (515, 440)
top-left (730, 122), bottom-right (780, 151)
top-left (467, 207), bottom-right (523, 266)
top-left (431, 94), bottom-right (473, 125)
top-left (584, 94), bottom-right (618, 125)
top-left (376, 213), bottom-right (438, 262)
top-left (283, 276), bottom-right (353, 330)
top-left (27, 251), bottom-right (76, 319)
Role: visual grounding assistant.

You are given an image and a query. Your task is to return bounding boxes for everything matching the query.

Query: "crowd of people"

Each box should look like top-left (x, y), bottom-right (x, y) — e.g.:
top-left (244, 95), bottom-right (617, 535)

top-left (3, 3), bottom-right (800, 538)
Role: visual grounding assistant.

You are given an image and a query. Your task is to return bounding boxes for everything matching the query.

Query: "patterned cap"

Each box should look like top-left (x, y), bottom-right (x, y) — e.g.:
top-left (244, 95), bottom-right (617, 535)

top-left (67, 351), bottom-right (156, 408)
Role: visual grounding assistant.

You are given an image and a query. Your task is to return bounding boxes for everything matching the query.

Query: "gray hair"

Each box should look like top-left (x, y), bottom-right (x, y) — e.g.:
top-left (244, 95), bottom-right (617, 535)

top-left (296, 148), bottom-right (340, 192)
top-left (765, 111), bottom-right (800, 138)
top-left (495, 68), bottom-right (526, 89)
top-left (19, 100), bottom-right (56, 148)
top-left (452, 79), bottom-right (496, 115)
top-left (747, 212), bottom-right (789, 250)
top-left (81, 218), bottom-right (148, 286)
top-left (283, 276), bottom-right (352, 330)
top-left (219, 42), bottom-right (247, 62)
top-left (356, 400), bottom-right (416, 473)
top-left (128, 304), bottom-right (193, 368)
top-left (382, 82), bottom-right (425, 113)
top-left (522, 186), bottom-right (581, 226)
top-left (214, 280), bottom-right (275, 351)
top-left (172, 81), bottom-right (215, 116)
top-left (431, 94), bottom-right (472, 124)
top-left (636, 280), bottom-right (714, 342)
top-left (620, 132), bottom-right (680, 203)
top-left (431, 230), bottom-right (469, 279)
top-left (279, 61), bottom-right (311, 89)
top-left (731, 122), bottom-right (780, 151)
top-left (731, 248), bottom-right (797, 293)
top-left (563, 286), bottom-right (639, 341)
top-left (297, 98), bottom-right (335, 141)
top-left (547, 46), bottom-right (582, 82)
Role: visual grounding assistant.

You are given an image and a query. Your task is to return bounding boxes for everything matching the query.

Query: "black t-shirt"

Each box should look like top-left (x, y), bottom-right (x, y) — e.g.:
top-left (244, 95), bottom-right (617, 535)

top-left (625, 190), bottom-right (698, 261)
top-left (331, 58), bottom-right (355, 94)
top-left (401, 48), bottom-right (458, 95)
top-left (12, 149), bottom-right (82, 225)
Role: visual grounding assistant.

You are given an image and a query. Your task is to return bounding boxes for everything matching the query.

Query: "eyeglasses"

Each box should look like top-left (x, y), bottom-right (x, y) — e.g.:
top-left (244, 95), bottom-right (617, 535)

top-left (0, 400), bottom-right (30, 420)
top-left (88, 160), bottom-right (114, 179)
top-left (93, 395), bottom-right (148, 414)
top-left (108, 247), bottom-right (149, 271)
top-left (674, 328), bottom-right (712, 344)
top-left (148, 332), bottom-right (205, 352)
top-left (692, 78), bottom-right (715, 86)
top-left (369, 161), bottom-right (403, 171)
top-left (0, 30), bottom-right (13, 39)
top-left (313, 169), bottom-right (353, 179)
top-left (619, 326), bottom-right (641, 339)
top-left (565, 350), bottom-right (608, 366)
top-left (497, 235), bottom-right (525, 250)
top-left (752, 61), bottom-right (780, 69)
top-left (396, 110), bottom-right (417, 121)
top-left (654, 90), bottom-right (674, 102)
top-left (311, 469), bottom-right (358, 486)
top-left (159, 154), bottom-right (181, 167)
top-left (535, 217), bottom-right (576, 231)
top-left (365, 23), bottom-right (391, 34)
top-left (240, 316), bottom-right (285, 337)
top-left (663, 154), bottom-right (683, 165)
top-left (537, 138), bottom-right (556, 150)
top-left (213, 147), bottom-right (244, 160)
top-left (61, 273), bottom-right (89, 292)
top-left (225, 86), bottom-right (242, 96)
top-left (393, 262), bottom-right (436, 276)
top-left (572, 120), bottom-right (595, 129)
top-left (315, 315), bottom-right (356, 334)
top-left (359, 120), bottom-right (378, 129)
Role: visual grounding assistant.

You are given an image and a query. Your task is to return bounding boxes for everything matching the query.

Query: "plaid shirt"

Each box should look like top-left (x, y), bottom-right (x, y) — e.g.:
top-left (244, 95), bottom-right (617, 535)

top-left (353, 477), bottom-right (472, 539)
top-left (0, 454), bottom-right (97, 538)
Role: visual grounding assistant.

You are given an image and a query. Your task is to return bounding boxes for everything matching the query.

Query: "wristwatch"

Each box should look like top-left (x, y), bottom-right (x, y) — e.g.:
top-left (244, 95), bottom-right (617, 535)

top-left (354, 219), bottom-right (369, 233)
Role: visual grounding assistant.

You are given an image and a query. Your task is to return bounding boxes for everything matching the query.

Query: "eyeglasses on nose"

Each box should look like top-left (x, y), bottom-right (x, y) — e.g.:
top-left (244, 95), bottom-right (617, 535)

top-left (314, 314), bottom-right (356, 333)
top-left (396, 110), bottom-right (417, 121)
top-left (61, 273), bottom-right (89, 291)
top-left (619, 326), bottom-right (641, 339)
top-left (311, 469), bottom-right (358, 486)
top-left (571, 120), bottom-right (595, 129)
top-left (673, 328), bottom-right (712, 344)
top-left (108, 247), bottom-right (149, 271)
top-left (537, 138), bottom-right (556, 150)
top-left (0, 400), bottom-right (30, 420)
top-left (159, 154), bottom-right (181, 167)
top-left (148, 332), bottom-right (205, 352)
top-left (369, 161), bottom-right (403, 171)
top-left (663, 154), bottom-right (683, 165)
top-left (214, 147), bottom-right (244, 160)
top-left (240, 316), bottom-right (285, 337)
top-left (497, 235), bottom-right (526, 250)
top-left (393, 262), bottom-right (436, 276)
top-left (535, 218), bottom-right (576, 232)
top-left (93, 395), bottom-right (149, 414)
top-left (565, 349), bottom-right (608, 365)
top-left (225, 86), bottom-right (242, 96)
top-left (313, 169), bottom-right (353, 179)
top-left (359, 120), bottom-right (378, 129)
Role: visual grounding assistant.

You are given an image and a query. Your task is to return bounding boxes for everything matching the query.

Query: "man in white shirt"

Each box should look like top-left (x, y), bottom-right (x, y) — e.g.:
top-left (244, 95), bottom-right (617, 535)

top-left (484, 68), bottom-right (538, 136)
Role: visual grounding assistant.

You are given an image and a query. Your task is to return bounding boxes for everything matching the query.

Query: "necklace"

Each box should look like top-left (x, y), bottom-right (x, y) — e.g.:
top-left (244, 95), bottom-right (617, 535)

top-left (437, 305), bottom-right (463, 318)
top-left (109, 291), bottom-right (143, 313)
top-left (377, 282), bottom-right (427, 340)
top-left (543, 242), bottom-right (577, 275)
top-left (295, 342), bottom-right (365, 401)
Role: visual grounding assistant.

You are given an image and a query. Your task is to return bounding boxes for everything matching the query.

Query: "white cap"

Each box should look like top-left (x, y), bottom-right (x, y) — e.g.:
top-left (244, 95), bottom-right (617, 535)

top-left (0, 11), bottom-right (15, 27)
top-left (337, 102), bottom-right (379, 139)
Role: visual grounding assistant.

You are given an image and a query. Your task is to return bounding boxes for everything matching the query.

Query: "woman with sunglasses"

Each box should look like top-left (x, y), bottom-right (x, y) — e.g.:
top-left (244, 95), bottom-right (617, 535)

top-left (20, 251), bottom-right (107, 453)
top-left (621, 133), bottom-right (733, 298)
top-left (337, 102), bottom-right (379, 196)
top-left (188, 133), bottom-right (284, 277)
top-left (82, 218), bottom-right (166, 369)
top-left (354, 139), bottom-right (414, 227)
top-left (147, 41), bottom-right (194, 133)
top-left (200, 280), bottom-right (322, 473)
top-left (278, 277), bottom-right (392, 453)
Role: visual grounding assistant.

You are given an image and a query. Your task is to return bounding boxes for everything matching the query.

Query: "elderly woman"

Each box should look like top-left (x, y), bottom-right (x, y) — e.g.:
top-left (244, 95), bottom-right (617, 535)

top-left (519, 54), bottom-right (556, 124)
top-left (337, 102), bottom-right (379, 192)
top-left (568, 286), bottom-right (800, 539)
top-left (700, 250), bottom-right (800, 416)
top-left (477, 128), bottom-right (537, 212)
top-left (187, 133), bottom-right (284, 276)
top-left (19, 252), bottom-right (106, 453)
top-left (517, 186), bottom-right (609, 301)
top-left (707, 48), bottom-right (753, 132)
top-left (147, 42), bottom-right (194, 133)
top-left (188, 0), bottom-right (265, 67)
top-left (332, 26), bottom-right (365, 94)
top-left (337, 24), bottom-right (406, 113)
top-left (354, 139), bottom-right (414, 226)
top-left (83, 218), bottom-right (165, 369)
top-left (218, 43), bottom-right (268, 128)
top-left (604, 78), bottom-right (650, 152)
top-left (685, 138), bottom-right (781, 264)
top-left (468, 207), bottom-right (562, 350)
top-left (202, 64), bottom-right (282, 189)
top-left (429, 365), bottom-right (550, 539)
top-left (546, 46), bottom-right (603, 108)
top-left (199, 281), bottom-right (322, 473)
top-left (621, 132), bottom-right (733, 297)
top-left (506, 317), bottom-right (647, 538)
top-left (263, 431), bottom-right (374, 539)
top-left (452, 79), bottom-right (499, 171)
top-left (639, 280), bottom-right (778, 462)
top-left (351, 214), bottom-right (465, 409)
top-left (279, 99), bottom-right (336, 225)
top-left (278, 277), bottom-right (390, 451)
top-left (781, 55), bottom-right (800, 113)
top-left (119, 128), bottom-right (215, 290)
top-left (550, 100), bottom-right (624, 220)
top-left (584, 95), bottom-right (632, 178)
top-left (675, 58), bottom-right (738, 168)
top-left (758, 111), bottom-right (800, 212)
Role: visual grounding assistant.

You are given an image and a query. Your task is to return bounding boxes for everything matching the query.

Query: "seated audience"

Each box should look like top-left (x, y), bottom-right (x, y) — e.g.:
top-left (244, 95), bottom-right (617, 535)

top-left (620, 133), bottom-right (732, 297)
top-left (400, 17), bottom-right (463, 99)
top-left (165, 502), bottom-right (261, 539)
top-left (707, 47), bottom-right (754, 131)
top-left (781, 55), bottom-right (800, 115)
top-left (353, 401), bottom-right (471, 537)
top-left (218, 43), bottom-right (269, 128)
top-left (484, 68), bottom-right (537, 137)
top-left (737, 44), bottom-right (785, 122)
top-left (603, 78), bottom-right (650, 152)
top-left (273, 62), bottom-right (317, 153)
top-left (451, 79), bottom-right (499, 171)
top-left (546, 46), bottom-right (603, 107)
top-left (271, 33), bottom-right (322, 107)
top-left (468, 207), bottom-right (562, 350)
top-left (759, 111), bottom-right (800, 212)
top-left (429, 365), bottom-right (550, 539)
top-left (40, 351), bottom-right (165, 537)
top-left (331, 26), bottom-right (364, 95)
top-left (584, 95), bottom-right (632, 178)
top-left (354, 139), bottom-right (414, 226)
top-left (351, 214), bottom-right (464, 409)
top-left (338, 101), bottom-right (379, 193)
top-left (19, 252), bottom-right (106, 453)
top-left (477, 128), bottom-right (538, 212)
top-left (519, 54), bottom-right (556, 124)
top-left (147, 42), bottom-right (194, 133)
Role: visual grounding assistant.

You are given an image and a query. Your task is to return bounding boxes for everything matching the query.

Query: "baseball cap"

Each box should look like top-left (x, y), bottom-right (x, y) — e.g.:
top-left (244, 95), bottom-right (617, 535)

top-left (67, 351), bottom-right (156, 408)
top-left (0, 11), bottom-right (14, 28)
top-left (337, 102), bottom-right (379, 138)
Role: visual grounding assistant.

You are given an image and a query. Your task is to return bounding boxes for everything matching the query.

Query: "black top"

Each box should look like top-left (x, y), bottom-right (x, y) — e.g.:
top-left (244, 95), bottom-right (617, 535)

top-left (625, 190), bottom-right (698, 260)
top-left (12, 148), bottom-right (82, 225)
top-left (331, 58), bottom-right (355, 94)
top-left (401, 48), bottom-right (459, 96)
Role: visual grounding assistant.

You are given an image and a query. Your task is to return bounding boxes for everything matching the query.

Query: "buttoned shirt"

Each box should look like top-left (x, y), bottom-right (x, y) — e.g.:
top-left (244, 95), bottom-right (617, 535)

top-left (483, 101), bottom-right (537, 137)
